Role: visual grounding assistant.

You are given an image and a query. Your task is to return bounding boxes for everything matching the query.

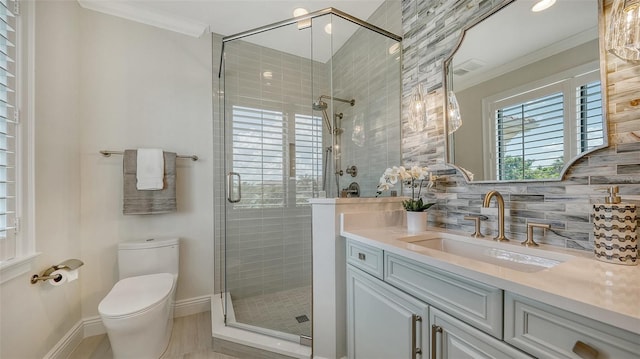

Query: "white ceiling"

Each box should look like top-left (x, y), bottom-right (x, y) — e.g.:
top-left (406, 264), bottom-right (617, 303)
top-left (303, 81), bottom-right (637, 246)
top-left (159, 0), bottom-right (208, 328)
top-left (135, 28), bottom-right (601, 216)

top-left (77, 0), bottom-right (390, 61)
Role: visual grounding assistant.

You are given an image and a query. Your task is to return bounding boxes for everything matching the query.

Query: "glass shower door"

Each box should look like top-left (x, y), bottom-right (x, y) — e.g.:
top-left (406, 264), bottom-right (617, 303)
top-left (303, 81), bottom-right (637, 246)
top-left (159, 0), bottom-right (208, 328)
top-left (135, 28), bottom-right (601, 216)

top-left (221, 22), bottom-right (317, 343)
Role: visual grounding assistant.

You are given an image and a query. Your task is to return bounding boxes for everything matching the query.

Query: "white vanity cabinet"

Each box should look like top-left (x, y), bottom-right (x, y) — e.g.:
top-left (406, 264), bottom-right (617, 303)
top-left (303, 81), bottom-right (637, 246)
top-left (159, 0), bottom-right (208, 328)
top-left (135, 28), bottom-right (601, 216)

top-left (347, 266), bottom-right (428, 359)
top-left (384, 252), bottom-right (503, 338)
top-left (430, 307), bottom-right (531, 358)
top-left (346, 239), bottom-right (531, 359)
top-left (505, 292), bottom-right (640, 359)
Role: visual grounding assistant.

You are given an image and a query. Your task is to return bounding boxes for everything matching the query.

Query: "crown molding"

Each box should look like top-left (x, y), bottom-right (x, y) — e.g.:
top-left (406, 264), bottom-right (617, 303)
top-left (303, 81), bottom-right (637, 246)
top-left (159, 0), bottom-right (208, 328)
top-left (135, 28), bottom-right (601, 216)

top-left (76, 0), bottom-right (209, 38)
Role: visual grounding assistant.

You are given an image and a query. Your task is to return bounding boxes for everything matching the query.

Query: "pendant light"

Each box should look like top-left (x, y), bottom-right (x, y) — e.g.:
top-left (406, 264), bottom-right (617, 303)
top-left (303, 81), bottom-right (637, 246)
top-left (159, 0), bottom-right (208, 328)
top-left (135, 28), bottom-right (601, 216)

top-left (606, 0), bottom-right (640, 61)
top-left (447, 90), bottom-right (462, 134)
top-left (408, 83), bottom-right (427, 132)
top-left (446, 62), bottom-right (462, 134)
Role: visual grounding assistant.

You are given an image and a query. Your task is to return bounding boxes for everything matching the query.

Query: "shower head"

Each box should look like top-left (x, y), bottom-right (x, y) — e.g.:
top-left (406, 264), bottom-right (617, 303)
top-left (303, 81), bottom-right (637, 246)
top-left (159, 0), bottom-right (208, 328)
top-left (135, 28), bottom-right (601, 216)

top-left (312, 100), bottom-right (328, 111)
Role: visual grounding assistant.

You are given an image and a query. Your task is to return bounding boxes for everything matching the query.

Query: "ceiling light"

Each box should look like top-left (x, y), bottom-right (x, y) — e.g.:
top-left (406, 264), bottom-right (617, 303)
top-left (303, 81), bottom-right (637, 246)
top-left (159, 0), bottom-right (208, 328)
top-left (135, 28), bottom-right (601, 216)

top-left (293, 8), bottom-right (308, 17)
top-left (606, 0), bottom-right (640, 61)
top-left (293, 8), bottom-right (311, 29)
top-left (531, 0), bottom-right (556, 12)
top-left (324, 23), bottom-right (332, 34)
top-left (262, 71), bottom-right (273, 79)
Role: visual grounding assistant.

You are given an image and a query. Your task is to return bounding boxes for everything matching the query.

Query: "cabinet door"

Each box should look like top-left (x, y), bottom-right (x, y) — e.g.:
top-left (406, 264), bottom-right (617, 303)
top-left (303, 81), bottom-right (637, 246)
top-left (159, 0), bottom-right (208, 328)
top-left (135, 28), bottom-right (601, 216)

top-left (505, 292), bottom-right (640, 359)
top-left (430, 307), bottom-right (532, 359)
top-left (347, 265), bottom-right (429, 359)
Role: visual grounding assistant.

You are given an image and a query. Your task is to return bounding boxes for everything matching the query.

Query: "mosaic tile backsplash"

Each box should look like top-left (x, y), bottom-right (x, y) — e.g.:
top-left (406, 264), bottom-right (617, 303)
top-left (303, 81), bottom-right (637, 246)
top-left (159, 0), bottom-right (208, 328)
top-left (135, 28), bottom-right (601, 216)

top-left (401, 0), bottom-right (640, 251)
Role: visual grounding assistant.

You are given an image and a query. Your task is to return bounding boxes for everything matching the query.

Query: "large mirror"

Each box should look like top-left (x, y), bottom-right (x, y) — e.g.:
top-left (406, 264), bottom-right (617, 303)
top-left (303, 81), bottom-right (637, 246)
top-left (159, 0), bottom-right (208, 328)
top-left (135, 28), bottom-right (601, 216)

top-left (444, 0), bottom-right (607, 182)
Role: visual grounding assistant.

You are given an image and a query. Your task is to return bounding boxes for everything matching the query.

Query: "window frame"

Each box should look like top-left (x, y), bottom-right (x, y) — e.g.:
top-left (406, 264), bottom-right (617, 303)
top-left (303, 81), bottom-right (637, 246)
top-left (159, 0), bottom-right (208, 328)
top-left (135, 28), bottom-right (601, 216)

top-left (0, 0), bottom-right (38, 284)
top-left (481, 61), bottom-right (603, 181)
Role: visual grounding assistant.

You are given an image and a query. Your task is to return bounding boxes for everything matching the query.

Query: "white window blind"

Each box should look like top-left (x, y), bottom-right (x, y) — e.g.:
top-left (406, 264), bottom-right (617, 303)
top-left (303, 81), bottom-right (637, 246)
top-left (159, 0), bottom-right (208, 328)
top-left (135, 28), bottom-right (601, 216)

top-left (0, 0), bottom-right (17, 262)
top-left (232, 106), bottom-right (285, 209)
top-left (577, 80), bottom-right (604, 152)
top-left (487, 64), bottom-right (604, 182)
top-left (294, 114), bottom-right (322, 206)
top-left (496, 92), bottom-right (565, 181)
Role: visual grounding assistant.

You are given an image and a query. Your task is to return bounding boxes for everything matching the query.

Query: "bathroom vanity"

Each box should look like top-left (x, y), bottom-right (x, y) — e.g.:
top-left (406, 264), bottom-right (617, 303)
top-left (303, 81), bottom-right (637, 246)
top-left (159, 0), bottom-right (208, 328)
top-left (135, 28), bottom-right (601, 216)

top-left (341, 211), bottom-right (640, 359)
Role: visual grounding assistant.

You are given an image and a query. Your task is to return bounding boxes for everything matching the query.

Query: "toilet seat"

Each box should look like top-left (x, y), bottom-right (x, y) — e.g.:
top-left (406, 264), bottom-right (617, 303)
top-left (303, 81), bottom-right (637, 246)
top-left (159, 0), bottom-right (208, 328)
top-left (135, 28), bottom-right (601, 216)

top-left (99, 273), bottom-right (174, 319)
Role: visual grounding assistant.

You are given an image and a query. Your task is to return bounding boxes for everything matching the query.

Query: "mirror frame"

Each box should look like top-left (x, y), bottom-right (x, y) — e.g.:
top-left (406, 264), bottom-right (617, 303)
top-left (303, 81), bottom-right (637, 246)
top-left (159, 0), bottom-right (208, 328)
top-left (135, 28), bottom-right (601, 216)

top-left (443, 0), bottom-right (609, 183)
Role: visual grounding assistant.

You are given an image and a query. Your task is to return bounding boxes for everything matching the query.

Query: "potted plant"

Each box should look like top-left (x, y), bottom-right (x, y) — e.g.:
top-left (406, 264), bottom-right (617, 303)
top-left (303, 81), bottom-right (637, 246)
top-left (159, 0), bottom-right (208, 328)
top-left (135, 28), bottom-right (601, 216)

top-left (377, 166), bottom-right (436, 232)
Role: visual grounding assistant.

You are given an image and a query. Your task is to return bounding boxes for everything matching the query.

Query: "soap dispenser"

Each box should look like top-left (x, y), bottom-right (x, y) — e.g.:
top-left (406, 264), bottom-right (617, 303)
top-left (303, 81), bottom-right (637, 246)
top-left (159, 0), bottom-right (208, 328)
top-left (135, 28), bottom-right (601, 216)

top-left (592, 186), bottom-right (637, 265)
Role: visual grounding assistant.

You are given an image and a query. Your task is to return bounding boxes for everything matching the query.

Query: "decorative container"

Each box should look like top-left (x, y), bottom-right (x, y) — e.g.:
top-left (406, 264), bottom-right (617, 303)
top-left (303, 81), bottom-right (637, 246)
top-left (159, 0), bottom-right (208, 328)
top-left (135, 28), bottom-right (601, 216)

top-left (593, 204), bottom-right (637, 266)
top-left (406, 211), bottom-right (428, 233)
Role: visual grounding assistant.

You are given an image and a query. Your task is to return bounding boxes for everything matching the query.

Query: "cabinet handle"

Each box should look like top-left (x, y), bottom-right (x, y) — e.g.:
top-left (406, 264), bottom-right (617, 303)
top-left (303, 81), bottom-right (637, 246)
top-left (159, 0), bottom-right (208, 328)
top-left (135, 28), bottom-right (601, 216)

top-left (572, 341), bottom-right (599, 359)
top-left (431, 325), bottom-right (442, 359)
top-left (358, 252), bottom-right (366, 260)
top-left (411, 315), bottom-right (422, 359)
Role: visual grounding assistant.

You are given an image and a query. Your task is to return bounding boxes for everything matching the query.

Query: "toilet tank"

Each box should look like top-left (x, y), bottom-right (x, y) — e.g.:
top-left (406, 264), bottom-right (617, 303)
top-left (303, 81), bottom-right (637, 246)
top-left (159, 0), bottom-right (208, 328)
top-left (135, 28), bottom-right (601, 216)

top-left (117, 238), bottom-right (179, 279)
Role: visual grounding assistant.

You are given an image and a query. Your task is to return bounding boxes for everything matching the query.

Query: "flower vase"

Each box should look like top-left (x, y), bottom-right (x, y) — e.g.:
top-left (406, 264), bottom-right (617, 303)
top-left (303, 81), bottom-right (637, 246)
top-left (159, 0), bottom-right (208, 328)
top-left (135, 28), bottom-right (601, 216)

top-left (406, 211), bottom-right (428, 233)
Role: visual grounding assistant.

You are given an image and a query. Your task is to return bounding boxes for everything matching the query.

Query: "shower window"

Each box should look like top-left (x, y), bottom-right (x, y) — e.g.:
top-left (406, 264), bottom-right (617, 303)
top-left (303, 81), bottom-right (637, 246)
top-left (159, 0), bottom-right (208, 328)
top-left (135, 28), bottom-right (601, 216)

top-left (232, 106), bottom-right (323, 209)
top-left (232, 106), bottom-right (286, 209)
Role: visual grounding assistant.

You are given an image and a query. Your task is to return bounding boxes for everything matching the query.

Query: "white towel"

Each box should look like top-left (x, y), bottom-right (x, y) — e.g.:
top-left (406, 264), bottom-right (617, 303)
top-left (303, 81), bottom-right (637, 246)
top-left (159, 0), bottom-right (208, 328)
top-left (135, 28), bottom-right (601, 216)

top-left (136, 148), bottom-right (164, 190)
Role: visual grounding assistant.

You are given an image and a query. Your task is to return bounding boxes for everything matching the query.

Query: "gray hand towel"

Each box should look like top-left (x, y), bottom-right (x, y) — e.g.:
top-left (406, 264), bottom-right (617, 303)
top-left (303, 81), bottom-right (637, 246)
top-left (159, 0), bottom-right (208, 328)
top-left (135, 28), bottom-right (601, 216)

top-left (123, 149), bottom-right (177, 215)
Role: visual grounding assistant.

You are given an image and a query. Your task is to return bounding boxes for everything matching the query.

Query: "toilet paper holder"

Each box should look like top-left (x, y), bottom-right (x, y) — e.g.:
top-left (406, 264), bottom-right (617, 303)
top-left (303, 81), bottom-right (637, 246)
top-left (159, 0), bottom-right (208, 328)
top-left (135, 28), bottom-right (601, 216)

top-left (30, 259), bottom-right (84, 284)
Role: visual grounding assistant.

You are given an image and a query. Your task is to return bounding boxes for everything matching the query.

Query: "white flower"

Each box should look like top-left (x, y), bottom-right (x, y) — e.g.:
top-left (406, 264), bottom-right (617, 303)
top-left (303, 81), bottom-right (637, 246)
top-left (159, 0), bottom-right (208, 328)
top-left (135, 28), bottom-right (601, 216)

top-left (398, 166), bottom-right (412, 181)
top-left (377, 182), bottom-right (391, 191)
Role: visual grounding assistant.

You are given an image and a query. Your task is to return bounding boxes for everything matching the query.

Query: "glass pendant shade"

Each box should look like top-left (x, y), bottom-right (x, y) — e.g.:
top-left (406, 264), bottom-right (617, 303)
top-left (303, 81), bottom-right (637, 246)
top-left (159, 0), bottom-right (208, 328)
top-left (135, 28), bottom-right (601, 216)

top-left (447, 90), bottom-right (462, 134)
top-left (408, 83), bottom-right (427, 132)
top-left (607, 0), bottom-right (640, 61)
top-left (351, 113), bottom-right (365, 147)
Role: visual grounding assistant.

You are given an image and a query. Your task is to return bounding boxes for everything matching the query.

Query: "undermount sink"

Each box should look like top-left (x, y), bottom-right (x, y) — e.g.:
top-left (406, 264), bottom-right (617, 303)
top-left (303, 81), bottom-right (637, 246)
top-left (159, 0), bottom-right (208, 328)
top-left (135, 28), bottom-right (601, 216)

top-left (399, 233), bottom-right (572, 273)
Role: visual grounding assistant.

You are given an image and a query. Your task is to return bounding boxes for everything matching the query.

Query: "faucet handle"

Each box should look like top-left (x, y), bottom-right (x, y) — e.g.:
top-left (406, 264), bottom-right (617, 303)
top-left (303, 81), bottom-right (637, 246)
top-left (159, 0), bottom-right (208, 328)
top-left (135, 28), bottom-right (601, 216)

top-left (522, 222), bottom-right (551, 247)
top-left (464, 215), bottom-right (487, 238)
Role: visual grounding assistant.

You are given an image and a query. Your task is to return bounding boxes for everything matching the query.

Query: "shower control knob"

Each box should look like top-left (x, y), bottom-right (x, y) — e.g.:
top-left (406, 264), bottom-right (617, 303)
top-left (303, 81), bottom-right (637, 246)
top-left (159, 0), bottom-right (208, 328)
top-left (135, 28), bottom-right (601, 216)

top-left (346, 165), bottom-right (358, 177)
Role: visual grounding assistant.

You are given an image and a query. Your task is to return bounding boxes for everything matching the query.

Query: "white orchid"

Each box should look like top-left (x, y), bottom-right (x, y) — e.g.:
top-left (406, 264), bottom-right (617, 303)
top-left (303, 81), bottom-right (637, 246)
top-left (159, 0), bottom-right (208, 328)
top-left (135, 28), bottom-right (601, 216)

top-left (376, 164), bottom-right (437, 212)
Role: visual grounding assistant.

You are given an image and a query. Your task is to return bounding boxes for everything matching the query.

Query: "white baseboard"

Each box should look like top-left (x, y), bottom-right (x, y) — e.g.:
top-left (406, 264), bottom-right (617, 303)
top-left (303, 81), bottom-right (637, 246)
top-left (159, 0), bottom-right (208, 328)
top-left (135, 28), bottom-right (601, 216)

top-left (45, 295), bottom-right (212, 359)
top-left (43, 321), bottom-right (84, 359)
top-left (83, 316), bottom-right (106, 337)
top-left (174, 294), bottom-right (211, 318)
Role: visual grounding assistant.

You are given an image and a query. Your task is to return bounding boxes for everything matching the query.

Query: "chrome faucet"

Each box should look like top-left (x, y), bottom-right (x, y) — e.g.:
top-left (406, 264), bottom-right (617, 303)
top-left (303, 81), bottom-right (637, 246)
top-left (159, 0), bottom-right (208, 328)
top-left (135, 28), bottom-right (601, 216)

top-left (482, 190), bottom-right (509, 242)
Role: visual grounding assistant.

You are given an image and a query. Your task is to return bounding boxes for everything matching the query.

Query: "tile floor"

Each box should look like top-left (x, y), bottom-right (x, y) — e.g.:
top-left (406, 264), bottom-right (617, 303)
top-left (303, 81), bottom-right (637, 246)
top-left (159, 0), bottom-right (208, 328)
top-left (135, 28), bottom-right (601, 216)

top-left (68, 312), bottom-right (239, 359)
top-left (231, 286), bottom-right (312, 337)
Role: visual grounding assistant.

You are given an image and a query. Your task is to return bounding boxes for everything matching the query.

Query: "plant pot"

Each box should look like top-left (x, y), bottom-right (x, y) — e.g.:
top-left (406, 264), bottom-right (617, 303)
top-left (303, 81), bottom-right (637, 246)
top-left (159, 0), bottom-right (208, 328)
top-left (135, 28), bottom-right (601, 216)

top-left (406, 211), bottom-right (428, 233)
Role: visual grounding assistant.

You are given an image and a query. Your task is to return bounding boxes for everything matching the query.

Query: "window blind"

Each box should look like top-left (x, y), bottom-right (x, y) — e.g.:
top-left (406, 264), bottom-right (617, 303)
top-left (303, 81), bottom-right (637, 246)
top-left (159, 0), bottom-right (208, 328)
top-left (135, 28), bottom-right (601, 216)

top-left (294, 114), bottom-right (322, 206)
top-left (577, 80), bottom-right (603, 152)
top-left (232, 106), bottom-right (285, 209)
top-left (496, 92), bottom-right (565, 181)
top-left (0, 0), bottom-right (17, 261)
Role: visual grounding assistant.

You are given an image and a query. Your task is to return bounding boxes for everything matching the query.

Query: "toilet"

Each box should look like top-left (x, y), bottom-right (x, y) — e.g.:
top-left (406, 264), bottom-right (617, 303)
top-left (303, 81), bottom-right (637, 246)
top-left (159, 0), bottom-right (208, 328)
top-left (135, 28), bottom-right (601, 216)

top-left (98, 238), bottom-right (179, 359)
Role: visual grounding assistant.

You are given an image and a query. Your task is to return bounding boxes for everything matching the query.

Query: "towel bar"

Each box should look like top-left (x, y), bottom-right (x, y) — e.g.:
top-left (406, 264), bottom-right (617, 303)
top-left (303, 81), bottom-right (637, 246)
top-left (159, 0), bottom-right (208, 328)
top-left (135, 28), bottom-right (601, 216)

top-left (100, 150), bottom-right (198, 161)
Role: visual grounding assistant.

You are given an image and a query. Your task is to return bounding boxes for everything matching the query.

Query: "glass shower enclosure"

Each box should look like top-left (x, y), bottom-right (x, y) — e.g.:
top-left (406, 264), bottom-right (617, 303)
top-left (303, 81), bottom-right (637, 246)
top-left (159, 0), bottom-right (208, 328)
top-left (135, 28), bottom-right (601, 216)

top-left (217, 8), bottom-right (401, 345)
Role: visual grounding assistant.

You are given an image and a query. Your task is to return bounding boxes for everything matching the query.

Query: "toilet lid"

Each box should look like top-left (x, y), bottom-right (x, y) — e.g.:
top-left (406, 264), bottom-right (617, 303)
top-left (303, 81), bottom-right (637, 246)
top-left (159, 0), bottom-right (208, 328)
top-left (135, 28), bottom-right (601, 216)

top-left (99, 273), bottom-right (174, 318)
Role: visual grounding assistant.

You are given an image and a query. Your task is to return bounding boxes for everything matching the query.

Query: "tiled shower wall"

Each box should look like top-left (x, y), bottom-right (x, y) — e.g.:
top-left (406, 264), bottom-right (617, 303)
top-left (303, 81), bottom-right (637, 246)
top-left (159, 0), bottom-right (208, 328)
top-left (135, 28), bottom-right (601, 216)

top-left (401, 0), bottom-right (640, 250)
top-left (332, 0), bottom-right (403, 198)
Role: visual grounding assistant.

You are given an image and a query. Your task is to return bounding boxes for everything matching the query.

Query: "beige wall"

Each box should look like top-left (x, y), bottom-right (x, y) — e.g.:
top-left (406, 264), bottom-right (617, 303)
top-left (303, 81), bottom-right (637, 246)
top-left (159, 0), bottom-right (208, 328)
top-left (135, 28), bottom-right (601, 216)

top-left (1, 1), bottom-right (83, 358)
top-left (78, 9), bottom-right (214, 318)
top-left (1, 3), bottom-right (214, 357)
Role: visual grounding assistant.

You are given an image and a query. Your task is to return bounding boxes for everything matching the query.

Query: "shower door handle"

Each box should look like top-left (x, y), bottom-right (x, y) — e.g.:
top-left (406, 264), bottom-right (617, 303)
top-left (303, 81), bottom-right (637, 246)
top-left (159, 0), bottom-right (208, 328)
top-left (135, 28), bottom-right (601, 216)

top-left (227, 172), bottom-right (241, 203)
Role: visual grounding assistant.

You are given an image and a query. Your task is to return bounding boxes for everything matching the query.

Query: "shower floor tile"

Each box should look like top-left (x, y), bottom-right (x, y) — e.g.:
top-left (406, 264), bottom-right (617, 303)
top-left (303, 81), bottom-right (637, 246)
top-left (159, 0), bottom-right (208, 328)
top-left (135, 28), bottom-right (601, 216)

top-left (231, 286), bottom-right (312, 338)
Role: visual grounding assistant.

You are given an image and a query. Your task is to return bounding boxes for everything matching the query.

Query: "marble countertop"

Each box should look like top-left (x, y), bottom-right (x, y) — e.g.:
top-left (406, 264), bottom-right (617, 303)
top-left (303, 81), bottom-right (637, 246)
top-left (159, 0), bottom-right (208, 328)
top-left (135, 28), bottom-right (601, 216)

top-left (340, 211), bottom-right (640, 334)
